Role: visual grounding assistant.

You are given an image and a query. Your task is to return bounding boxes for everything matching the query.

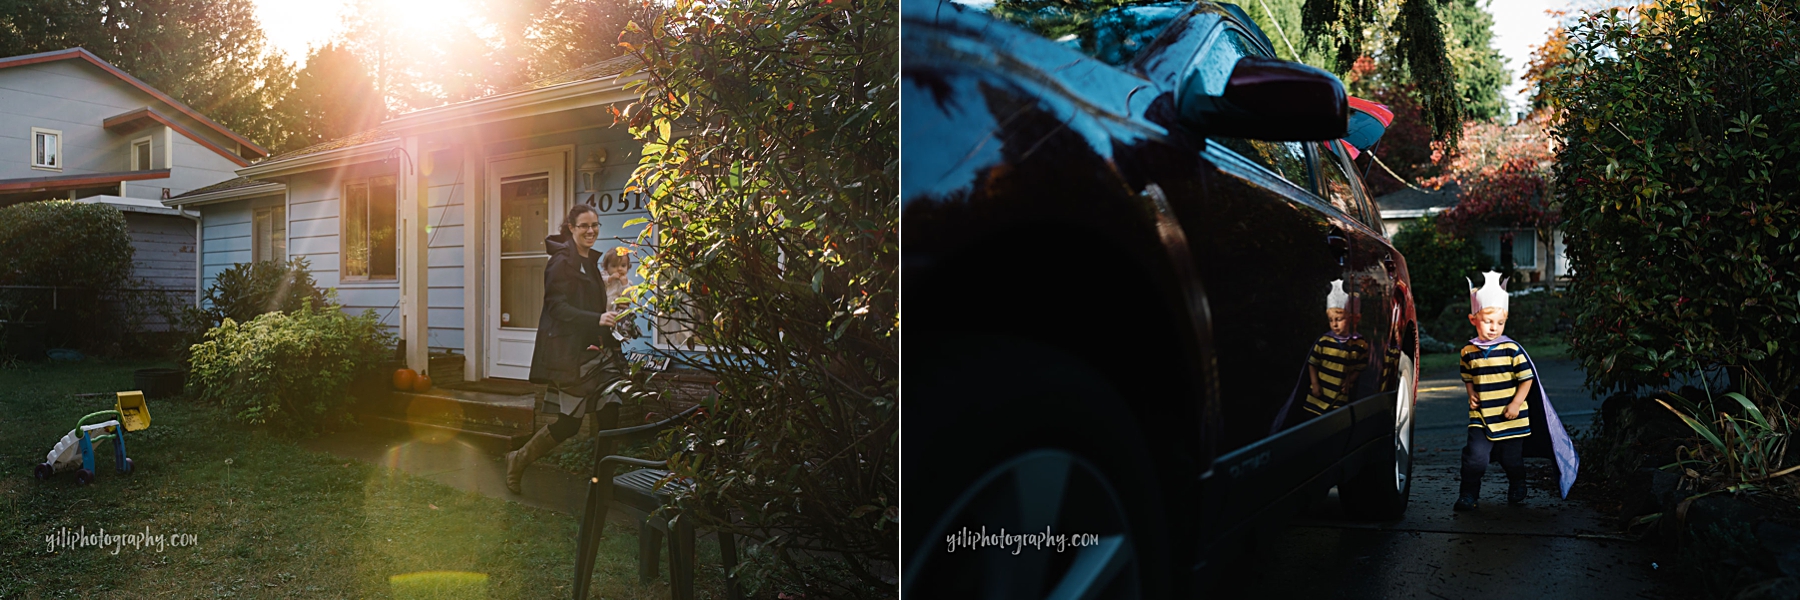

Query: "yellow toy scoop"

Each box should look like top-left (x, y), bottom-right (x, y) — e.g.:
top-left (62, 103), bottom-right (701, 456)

top-left (115, 391), bottom-right (150, 432)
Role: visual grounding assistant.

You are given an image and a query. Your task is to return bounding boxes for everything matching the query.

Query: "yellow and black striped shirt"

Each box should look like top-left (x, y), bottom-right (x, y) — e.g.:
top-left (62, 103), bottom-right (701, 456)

top-left (1461, 341), bottom-right (1535, 441)
top-left (1304, 334), bottom-right (1368, 415)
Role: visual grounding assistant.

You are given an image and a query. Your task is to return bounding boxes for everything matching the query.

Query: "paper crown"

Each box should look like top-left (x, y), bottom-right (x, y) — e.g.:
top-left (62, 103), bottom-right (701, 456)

top-left (1468, 271), bottom-right (1509, 313)
top-left (1327, 279), bottom-right (1350, 310)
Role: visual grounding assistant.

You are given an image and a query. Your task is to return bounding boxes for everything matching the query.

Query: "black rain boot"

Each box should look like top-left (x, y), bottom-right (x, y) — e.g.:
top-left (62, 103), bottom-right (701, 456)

top-left (1454, 495), bottom-right (1479, 511)
top-left (1508, 478), bottom-right (1527, 506)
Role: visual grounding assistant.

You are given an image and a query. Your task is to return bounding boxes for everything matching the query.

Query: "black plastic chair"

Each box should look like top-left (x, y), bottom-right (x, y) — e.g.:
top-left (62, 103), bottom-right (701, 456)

top-left (570, 405), bottom-right (742, 600)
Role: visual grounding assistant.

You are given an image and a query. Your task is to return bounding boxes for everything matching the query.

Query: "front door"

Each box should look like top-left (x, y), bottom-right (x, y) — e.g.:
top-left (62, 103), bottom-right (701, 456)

top-left (486, 152), bottom-right (566, 380)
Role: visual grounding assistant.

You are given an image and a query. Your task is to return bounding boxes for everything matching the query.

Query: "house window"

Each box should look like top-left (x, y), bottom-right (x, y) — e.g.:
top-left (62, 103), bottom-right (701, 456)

top-left (342, 176), bottom-right (397, 280)
top-left (254, 206), bottom-right (286, 263)
top-left (31, 128), bottom-right (61, 170)
top-left (132, 137), bottom-right (153, 171)
top-left (1482, 229), bottom-right (1538, 270)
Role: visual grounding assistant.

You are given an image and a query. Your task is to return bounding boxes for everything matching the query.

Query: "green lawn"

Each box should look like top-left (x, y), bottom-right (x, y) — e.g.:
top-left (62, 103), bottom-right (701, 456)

top-left (1, 359), bottom-right (732, 599)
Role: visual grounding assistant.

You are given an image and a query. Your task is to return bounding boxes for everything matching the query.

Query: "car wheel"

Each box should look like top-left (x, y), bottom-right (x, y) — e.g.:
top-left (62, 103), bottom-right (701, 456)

top-left (1340, 351), bottom-right (1415, 520)
top-left (904, 337), bottom-right (1172, 599)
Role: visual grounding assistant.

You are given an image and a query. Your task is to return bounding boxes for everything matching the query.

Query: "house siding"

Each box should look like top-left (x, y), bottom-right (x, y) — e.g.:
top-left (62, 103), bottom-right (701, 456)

top-left (0, 59), bottom-right (245, 189)
top-left (120, 212), bottom-right (197, 330)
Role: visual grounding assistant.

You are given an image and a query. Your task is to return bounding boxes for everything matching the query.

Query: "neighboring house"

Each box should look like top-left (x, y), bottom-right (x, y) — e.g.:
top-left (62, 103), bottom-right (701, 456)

top-left (1375, 182), bottom-right (1572, 285)
top-left (166, 56), bottom-right (673, 382)
top-left (0, 48), bottom-right (268, 322)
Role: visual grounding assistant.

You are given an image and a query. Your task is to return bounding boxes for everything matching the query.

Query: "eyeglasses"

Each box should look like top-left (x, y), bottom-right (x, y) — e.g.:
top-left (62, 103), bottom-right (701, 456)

top-left (572, 223), bottom-right (600, 231)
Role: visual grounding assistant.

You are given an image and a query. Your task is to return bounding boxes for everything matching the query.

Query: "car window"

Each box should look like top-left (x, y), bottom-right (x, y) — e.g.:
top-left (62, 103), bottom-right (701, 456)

top-left (1315, 142), bottom-right (1363, 222)
top-left (981, 1), bottom-right (1190, 67)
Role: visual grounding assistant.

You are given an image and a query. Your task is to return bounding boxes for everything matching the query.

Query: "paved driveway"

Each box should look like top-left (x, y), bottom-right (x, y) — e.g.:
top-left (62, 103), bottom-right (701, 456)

top-left (1216, 357), bottom-right (1682, 599)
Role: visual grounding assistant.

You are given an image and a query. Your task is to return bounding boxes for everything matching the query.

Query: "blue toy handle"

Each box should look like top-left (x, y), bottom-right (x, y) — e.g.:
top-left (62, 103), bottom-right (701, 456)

top-left (79, 430), bottom-right (95, 474)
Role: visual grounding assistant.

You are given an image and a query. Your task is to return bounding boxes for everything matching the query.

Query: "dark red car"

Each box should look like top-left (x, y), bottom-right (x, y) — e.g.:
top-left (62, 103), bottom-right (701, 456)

top-left (902, 1), bottom-right (1421, 596)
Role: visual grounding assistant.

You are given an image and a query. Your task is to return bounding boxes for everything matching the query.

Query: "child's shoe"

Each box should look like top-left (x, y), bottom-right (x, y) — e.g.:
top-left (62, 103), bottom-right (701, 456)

top-left (1508, 480), bottom-right (1527, 506)
top-left (1453, 495), bottom-right (1479, 511)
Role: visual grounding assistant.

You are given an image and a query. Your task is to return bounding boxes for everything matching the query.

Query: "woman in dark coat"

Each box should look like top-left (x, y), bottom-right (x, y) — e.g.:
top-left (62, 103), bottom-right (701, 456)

top-left (506, 204), bottom-right (629, 493)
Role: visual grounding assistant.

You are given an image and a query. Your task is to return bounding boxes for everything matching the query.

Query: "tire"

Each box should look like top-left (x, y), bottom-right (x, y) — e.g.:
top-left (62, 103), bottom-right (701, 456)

top-left (1339, 351), bottom-right (1416, 520)
top-left (75, 469), bottom-right (95, 486)
top-left (904, 337), bottom-right (1173, 599)
top-left (34, 463), bottom-right (53, 480)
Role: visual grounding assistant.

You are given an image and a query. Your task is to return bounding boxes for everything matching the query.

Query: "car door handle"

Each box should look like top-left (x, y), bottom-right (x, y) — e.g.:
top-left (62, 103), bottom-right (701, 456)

top-left (1326, 231), bottom-right (1349, 266)
top-left (1383, 253), bottom-right (1397, 275)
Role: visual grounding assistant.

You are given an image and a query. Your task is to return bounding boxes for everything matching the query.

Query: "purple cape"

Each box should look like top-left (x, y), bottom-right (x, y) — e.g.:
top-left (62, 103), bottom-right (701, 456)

top-left (1470, 335), bottom-right (1581, 498)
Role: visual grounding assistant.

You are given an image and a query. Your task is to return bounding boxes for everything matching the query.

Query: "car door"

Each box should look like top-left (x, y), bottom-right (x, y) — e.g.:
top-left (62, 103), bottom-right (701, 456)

top-left (1138, 20), bottom-right (1360, 540)
top-left (1313, 141), bottom-right (1405, 453)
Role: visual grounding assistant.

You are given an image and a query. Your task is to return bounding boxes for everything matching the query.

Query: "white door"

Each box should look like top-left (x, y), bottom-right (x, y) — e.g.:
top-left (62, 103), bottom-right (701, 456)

top-left (486, 152), bottom-right (566, 380)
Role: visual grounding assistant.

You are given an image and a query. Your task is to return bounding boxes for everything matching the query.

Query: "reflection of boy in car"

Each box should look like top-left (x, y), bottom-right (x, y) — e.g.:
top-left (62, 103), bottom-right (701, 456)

top-left (1455, 272), bottom-right (1534, 511)
top-left (1302, 279), bottom-right (1368, 416)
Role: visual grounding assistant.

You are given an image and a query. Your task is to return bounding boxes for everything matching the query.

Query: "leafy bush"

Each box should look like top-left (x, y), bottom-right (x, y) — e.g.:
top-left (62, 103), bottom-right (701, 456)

top-left (187, 301), bottom-right (393, 434)
top-left (0, 200), bottom-right (134, 292)
top-left (204, 258), bottom-right (328, 325)
top-left (0, 201), bottom-right (135, 352)
top-left (1393, 215), bottom-right (1492, 320)
top-left (1546, 2), bottom-right (1800, 396)
top-left (620, 0), bottom-right (896, 595)
top-left (1427, 290), bottom-right (1568, 346)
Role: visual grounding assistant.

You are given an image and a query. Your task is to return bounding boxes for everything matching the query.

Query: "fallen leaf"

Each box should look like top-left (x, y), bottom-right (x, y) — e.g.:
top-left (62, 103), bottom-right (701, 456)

top-left (429, 503), bottom-right (440, 510)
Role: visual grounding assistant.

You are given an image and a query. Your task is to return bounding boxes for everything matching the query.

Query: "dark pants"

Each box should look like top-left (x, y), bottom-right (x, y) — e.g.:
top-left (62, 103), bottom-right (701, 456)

top-left (1460, 427), bottom-right (1524, 498)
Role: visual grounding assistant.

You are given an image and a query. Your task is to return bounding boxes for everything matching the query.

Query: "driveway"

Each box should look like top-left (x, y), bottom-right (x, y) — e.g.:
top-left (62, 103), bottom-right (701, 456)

top-left (1216, 357), bottom-right (1682, 598)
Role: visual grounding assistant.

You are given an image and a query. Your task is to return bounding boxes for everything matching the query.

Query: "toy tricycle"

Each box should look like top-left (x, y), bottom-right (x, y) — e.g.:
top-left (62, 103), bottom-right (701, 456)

top-left (34, 391), bottom-right (151, 485)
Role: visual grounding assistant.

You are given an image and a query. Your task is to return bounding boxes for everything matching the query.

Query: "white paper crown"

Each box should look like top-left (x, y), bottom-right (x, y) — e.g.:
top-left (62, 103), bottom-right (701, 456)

top-left (1327, 279), bottom-right (1350, 310)
top-left (1468, 271), bottom-right (1509, 313)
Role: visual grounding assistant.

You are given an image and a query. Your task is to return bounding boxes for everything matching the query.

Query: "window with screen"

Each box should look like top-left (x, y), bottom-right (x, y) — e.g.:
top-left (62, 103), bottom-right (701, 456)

top-left (254, 206), bottom-right (286, 263)
top-left (342, 176), bottom-right (397, 280)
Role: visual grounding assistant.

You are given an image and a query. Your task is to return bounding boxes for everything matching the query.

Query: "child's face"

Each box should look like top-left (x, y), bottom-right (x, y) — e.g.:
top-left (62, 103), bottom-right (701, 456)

top-left (1470, 309), bottom-right (1507, 342)
top-left (1328, 311), bottom-right (1350, 336)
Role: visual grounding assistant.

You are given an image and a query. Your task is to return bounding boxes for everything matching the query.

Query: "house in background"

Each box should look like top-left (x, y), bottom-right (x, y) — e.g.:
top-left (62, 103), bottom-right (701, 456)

top-left (0, 48), bottom-right (269, 319)
top-left (165, 56), bottom-right (682, 383)
top-left (1375, 182), bottom-right (1572, 287)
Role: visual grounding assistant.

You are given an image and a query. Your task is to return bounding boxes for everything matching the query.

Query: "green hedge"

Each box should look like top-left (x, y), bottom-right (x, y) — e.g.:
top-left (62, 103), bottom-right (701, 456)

top-left (1393, 215), bottom-right (1493, 321)
top-left (187, 301), bottom-right (393, 434)
top-left (1547, 3), bottom-right (1800, 395)
top-left (0, 201), bottom-right (134, 352)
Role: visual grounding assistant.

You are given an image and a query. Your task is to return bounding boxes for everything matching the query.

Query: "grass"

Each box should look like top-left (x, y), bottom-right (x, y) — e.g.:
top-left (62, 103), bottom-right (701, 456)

top-left (1, 359), bottom-right (735, 599)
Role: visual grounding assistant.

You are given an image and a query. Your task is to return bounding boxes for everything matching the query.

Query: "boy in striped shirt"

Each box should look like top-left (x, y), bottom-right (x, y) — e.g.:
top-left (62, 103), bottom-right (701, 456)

top-left (1455, 272), bottom-right (1535, 511)
top-left (1303, 280), bottom-right (1368, 415)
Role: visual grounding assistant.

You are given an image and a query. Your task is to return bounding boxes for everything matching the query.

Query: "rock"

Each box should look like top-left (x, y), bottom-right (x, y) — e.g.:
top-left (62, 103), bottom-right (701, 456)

top-left (1686, 494), bottom-right (1776, 537)
top-left (1733, 577), bottom-right (1800, 600)
top-left (1758, 522), bottom-right (1800, 579)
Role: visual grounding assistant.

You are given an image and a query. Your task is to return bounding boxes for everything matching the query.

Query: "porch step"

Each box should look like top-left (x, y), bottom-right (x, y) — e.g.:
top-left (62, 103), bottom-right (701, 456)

top-left (352, 386), bottom-right (540, 454)
top-left (355, 413), bottom-right (531, 454)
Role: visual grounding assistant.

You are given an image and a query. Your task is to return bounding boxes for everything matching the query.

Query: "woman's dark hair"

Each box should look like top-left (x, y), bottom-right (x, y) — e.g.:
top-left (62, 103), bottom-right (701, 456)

top-left (560, 204), bottom-right (601, 238)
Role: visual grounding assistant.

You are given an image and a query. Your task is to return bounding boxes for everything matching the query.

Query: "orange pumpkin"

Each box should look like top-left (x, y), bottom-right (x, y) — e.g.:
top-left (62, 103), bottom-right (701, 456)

top-left (393, 368), bottom-right (418, 391)
top-left (413, 373), bottom-right (434, 392)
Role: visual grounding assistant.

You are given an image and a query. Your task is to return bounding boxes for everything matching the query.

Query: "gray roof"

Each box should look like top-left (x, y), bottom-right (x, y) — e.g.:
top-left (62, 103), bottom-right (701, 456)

top-left (172, 176), bottom-right (276, 199)
top-left (1375, 181), bottom-right (1461, 214)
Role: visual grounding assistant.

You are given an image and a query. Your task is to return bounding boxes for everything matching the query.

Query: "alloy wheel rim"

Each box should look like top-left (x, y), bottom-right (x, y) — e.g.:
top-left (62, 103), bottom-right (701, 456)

top-left (905, 449), bottom-right (1141, 600)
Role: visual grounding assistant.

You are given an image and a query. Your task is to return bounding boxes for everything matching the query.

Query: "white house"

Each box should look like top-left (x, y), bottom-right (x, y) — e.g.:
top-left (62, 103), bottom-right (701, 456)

top-left (1375, 183), bottom-right (1572, 285)
top-left (0, 48), bottom-right (269, 317)
top-left (166, 56), bottom-right (671, 382)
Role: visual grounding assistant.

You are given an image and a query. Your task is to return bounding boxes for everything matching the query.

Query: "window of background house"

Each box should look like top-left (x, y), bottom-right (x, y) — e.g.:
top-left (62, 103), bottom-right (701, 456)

top-left (32, 128), bottom-right (61, 169)
top-left (1482, 229), bottom-right (1538, 269)
top-left (343, 176), bottom-right (397, 280)
top-left (132, 137), bottom-right (153, 171)
top-left (254, 206), bottom-right (286, 263)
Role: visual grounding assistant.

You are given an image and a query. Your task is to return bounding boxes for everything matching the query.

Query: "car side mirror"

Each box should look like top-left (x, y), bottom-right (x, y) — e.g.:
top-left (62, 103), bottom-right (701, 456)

top-left (1180, 56), bottom-right (1348, 141)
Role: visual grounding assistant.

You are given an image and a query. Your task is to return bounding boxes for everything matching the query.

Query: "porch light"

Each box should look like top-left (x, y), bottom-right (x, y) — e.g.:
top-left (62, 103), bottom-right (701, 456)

top-left (578, 150), bottom-right (607, 193)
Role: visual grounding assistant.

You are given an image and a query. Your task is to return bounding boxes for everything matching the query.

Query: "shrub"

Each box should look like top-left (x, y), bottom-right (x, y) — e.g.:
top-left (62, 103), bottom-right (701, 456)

top-left (1393, 215), bottom-right (1492, 320)
top-left (187, 301), bottom-right (393, 434)
top-left (621, 0), bottom-right (896, 595)
top-left (1546, 2), bottom-right (1800, 397)
top-left (0, 200), bottom-right (135, 351)
top-left (204, 258), bottom-right (328, 325)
